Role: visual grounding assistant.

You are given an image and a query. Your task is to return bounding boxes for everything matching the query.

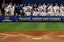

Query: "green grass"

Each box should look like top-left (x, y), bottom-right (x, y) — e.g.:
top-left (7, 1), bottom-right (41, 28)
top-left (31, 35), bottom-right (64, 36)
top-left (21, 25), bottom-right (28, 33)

top-left (0, 22), bottom-right (64, 32)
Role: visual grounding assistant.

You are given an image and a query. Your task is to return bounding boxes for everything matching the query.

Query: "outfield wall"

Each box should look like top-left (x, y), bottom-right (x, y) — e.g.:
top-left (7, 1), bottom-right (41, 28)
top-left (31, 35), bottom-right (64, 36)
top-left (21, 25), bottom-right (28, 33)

top-left (0, 16), bottom-right (64, 22)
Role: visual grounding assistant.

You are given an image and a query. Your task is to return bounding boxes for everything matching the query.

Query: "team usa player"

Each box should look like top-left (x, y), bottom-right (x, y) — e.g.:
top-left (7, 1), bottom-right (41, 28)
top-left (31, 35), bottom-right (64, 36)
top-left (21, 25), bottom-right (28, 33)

top-left (0, 3), bottom-right (64, 16)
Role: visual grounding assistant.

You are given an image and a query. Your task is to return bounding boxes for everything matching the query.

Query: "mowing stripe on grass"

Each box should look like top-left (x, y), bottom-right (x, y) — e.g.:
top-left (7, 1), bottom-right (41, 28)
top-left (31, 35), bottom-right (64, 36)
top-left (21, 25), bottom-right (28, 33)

top-left (37, 23), bottom-right (46, 31)
top-left (57, 23), bottom-right (64, 31)
top-left (45, 22), bottom-right (59, 31)
top-left (19, 22), bottom-right (39, 31)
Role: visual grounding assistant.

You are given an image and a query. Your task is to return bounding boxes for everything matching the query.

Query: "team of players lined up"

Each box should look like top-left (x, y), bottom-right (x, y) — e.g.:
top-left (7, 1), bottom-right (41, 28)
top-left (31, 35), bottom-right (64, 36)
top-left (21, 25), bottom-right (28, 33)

top-left (0, 3), bottom-right (64, 16)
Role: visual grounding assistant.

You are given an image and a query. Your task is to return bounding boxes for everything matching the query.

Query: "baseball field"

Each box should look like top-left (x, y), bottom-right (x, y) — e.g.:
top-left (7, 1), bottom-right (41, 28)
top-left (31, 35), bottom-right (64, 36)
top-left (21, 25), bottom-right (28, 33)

top-left (0, 22), bottom-right (64, 32)
top-left (0, 22), bottom-right (64, 42)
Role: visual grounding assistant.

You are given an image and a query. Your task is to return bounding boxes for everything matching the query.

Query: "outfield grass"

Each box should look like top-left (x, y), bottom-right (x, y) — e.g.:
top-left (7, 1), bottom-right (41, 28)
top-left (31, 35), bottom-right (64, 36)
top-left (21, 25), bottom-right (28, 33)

top-left (0, 22), bottom-right (64, 32)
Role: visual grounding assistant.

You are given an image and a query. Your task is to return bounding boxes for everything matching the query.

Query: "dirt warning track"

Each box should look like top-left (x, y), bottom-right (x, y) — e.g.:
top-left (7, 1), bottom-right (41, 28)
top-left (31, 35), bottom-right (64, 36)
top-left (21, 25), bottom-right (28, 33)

top-left (0, 31), bottom-right (64, 42)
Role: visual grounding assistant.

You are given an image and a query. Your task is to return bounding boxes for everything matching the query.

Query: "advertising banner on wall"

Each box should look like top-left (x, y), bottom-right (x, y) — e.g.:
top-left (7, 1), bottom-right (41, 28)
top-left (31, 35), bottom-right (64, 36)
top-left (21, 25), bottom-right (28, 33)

top-left (0, 16), bottom-right (64, 22)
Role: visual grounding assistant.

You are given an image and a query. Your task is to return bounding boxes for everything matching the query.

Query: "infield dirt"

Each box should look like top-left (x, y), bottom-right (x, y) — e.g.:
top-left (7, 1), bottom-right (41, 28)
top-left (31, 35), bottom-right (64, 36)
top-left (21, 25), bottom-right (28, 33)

top-left (0, 31), bottom-right (64, 42)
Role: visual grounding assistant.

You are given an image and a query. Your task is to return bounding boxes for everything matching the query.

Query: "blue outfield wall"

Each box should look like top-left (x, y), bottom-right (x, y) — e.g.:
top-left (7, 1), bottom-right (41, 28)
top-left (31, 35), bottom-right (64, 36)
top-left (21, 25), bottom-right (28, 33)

top-left (0, 16), bottom-right (64, 22)
top-left (22, 0), bottom-right (64, 5)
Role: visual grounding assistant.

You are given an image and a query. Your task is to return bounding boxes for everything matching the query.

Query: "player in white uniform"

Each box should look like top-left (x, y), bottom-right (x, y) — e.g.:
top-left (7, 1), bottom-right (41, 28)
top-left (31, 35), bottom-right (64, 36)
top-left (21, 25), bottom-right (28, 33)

top-left (22, 5), bottom-right (28, 12)
top-left (38, 4), bottom-right (43, 11)
top-left (25, 10), bottom-right (31, 16)
top-left (60, 4), bottom-right (64, 16)
top-left (47, 4), bottom-right (54, 16)
top-left (4, 5), bottom-right (9, 16)
top-left (53, 3), bottom-right (60, 16)
top-left (33, 8), bottom-right (40, 16)
top-left (27, 4), bottom-right (33, 11)
top-left (38, 4), bottom-right (47, 12)
top-left (8, 3), bottom-right (12, 8)
top-left (40, 10), bottom-right (46, 16)
top-left (42, 3), bottom-right (47, 12)
top-left (10, 5), bottom-right (15, 16)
